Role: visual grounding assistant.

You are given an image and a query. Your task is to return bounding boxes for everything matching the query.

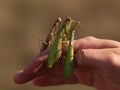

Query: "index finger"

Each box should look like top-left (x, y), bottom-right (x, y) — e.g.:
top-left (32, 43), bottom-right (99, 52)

top-left (73, 36), bottom-right (120, 52)
top-left (14, 48), bottom-right (50, 84)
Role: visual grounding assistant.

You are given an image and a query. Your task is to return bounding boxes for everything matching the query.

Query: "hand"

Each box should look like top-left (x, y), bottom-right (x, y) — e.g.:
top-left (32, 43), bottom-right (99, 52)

top-left (14, 36), bottom-right (120, 90)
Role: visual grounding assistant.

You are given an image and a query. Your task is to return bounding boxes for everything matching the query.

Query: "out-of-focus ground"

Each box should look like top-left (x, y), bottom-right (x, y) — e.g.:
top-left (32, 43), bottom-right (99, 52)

top-left (0, 0), bottom-right (120, 90)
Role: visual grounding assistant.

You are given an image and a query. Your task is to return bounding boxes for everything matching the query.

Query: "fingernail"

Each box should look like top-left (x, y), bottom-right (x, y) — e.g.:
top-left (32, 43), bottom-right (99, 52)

top-left (16, 70), bottom-right (23, 74)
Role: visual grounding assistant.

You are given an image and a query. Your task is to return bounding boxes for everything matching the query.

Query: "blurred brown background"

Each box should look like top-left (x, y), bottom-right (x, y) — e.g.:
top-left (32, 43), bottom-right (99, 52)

top-left (0, 0), bottom-right (120, 90)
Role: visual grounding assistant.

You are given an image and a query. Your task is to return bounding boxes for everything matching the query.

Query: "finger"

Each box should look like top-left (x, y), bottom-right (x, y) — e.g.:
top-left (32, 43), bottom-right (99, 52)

top-left (14, 48), bottom-right (50, 84)
top-left (33, 75), bottom-right (78, 86)
top-left (73, 36), bottom-right (120, 52)
top-left (75, 48), bottom-right (118, 68)
top-left (76, 48), bottom-right (120, 85)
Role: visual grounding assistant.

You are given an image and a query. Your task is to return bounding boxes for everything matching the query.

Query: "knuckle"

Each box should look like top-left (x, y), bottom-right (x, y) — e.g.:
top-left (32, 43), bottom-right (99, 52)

top-left (84, 36), bottom-right (97, 41)
top-left (106, 51), bottom-right (118, 63)
top-left (105, 50), bottom-right (120, 71)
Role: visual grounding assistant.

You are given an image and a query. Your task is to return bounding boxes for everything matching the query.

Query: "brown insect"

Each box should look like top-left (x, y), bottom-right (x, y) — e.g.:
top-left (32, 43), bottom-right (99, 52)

top-left (40, 17), bottom-right (62, 51)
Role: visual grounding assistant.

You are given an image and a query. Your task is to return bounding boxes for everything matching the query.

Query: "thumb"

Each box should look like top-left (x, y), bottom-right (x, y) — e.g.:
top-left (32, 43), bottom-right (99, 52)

top-left (75, 49), bottom-right (113, 68)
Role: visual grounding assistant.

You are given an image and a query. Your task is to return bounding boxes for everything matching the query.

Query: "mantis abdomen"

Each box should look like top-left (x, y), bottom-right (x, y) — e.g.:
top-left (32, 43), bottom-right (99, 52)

top-left (64, 31), bottom-right (75, 79)
top-left (47, 33), bottom-right (62, 68)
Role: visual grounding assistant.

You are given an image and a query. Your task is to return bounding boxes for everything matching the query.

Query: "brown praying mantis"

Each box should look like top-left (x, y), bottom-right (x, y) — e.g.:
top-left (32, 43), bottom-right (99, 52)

top-left (40, 17), bottom-right (62, 51)
top-left (40, 17), bottom-right (80, 79)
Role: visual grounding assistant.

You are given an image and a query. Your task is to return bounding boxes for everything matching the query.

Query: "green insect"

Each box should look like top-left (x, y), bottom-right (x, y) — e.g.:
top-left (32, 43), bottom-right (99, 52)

top-left (64, 30), bottom-right (75, 79)
top-left (47, 17), bottom-right (73, 68)
top-left (63, 21), bottom-right (80, 79)
top-left (62, 17), bottom-right (73, 41)
top-left (46, 17), bottom-right (80, 79)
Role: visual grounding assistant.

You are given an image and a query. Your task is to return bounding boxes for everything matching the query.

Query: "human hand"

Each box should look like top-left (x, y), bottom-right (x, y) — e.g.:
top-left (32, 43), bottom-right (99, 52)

top-left (14, 36), bottom-right (120, 90)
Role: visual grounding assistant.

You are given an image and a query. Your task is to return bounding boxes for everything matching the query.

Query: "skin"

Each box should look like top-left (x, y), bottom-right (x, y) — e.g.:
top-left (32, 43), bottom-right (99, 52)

top-left (14, 36), bottom-right (120, 90)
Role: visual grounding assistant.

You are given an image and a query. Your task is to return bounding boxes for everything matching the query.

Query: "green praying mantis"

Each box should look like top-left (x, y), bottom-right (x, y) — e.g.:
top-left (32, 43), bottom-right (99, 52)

top-left (41, 17), bottom-right (80, 79)
top-left (64, 30), bottom-right (75, 79)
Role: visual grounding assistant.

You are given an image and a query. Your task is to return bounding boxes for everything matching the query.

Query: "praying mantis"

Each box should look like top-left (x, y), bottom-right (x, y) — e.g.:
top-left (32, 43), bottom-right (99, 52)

top-left (40, 17), bottom-right (62, 51)
top-left (64, 30), bottom-right (75, 79)
top-left (41, 17), bottom-right (80, 79)
top-left (47, 17), bottom-right (74, 68)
